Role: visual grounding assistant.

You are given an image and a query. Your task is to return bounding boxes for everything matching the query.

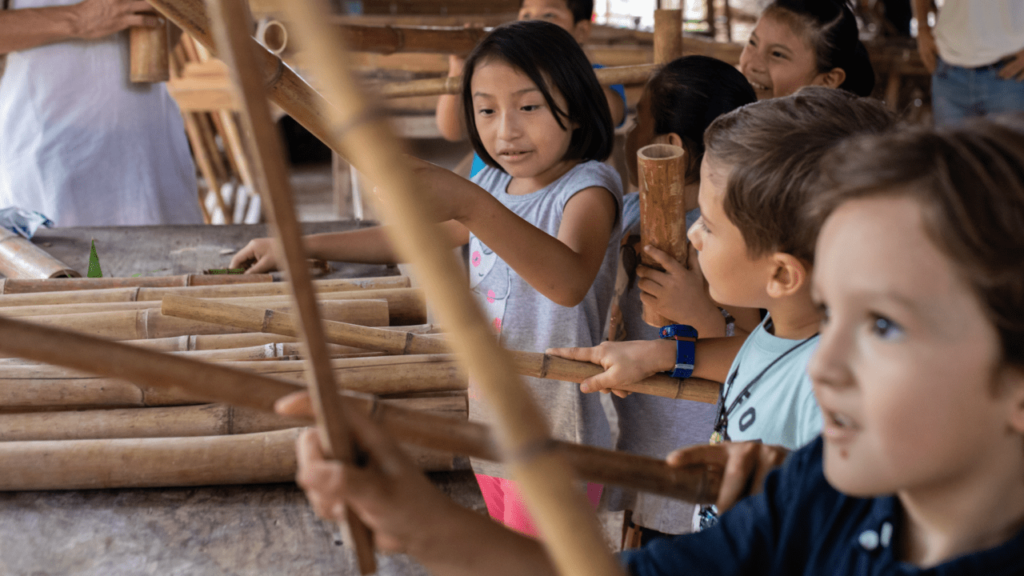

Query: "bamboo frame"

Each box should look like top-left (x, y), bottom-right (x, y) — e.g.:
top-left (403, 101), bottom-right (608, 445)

top-left (653, 9), bottom-right (683, 65)
top-left (0, 315), bottom-right (720, 503)
top-left (637, 143), bottom-right (689, 326)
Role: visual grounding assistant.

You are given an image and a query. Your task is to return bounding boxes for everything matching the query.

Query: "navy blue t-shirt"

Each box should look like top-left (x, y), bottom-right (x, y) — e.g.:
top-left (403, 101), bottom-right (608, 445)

top-left (622, 438), bottom-right (1024, 575)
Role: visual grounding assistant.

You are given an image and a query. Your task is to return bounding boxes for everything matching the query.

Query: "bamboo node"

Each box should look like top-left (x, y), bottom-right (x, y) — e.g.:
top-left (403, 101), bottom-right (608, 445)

top-left (261, 309), bottom-right (275, 333)
top-left (538, 353), bottom-right (551, 379)
top-left (401, 331), bottom-right (416, 354)
top-left (264, 56), bottom-right (285, 90)
top-left (506, 437), bottom-right (558, 466)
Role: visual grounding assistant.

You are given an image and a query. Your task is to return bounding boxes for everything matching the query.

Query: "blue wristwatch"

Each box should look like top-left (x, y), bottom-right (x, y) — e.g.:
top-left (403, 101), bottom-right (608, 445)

top-left (660, 324), bottom-right (697, 379)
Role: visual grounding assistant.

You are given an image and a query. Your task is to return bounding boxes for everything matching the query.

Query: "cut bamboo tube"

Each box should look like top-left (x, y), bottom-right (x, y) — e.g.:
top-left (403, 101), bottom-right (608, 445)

top-left (339, 23), bottom-right (488, 55)
top-left (206, 0), bottom-right (375, 569)
top-left (0, 297), bottom-right (389, 326)
top-left (279, 1), bottom-right (621, 574)
top-left (0, 396), bottom-right (465, 441)
top-left (0, 428), bottom-right (455, 491)
top-left (129, 20), bottom-right (171, 83)
top-left (0, 228), bottom-right (79, 279)
top-left (637, 143), bottom-right (690, 327)
top-left (0, 315), bottom-right (721, 503)
top-left (161, 295), bottom-right (720, 403)
top-left (654, 9), bottom-right (683, 65)
top-left (255, 18), bottom-right (289, 55)
top-left (0, 273), bottom-right (276, 294)
top-left (0, 276), bottom-right (409, 306)
top-left (376, 63), bottom-right (659, 99)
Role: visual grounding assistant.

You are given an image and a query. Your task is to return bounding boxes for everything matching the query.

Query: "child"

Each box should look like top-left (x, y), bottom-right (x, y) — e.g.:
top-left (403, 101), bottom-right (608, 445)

top-left (281, 116), bottom-right (1024, 576)
top-left (435, 0), bottom-right (626, 145)
top-left (232, 20), bottom-right (623, 535)
top-left (740, 0), bottom-right (875, 99)
top-left (607, 54), bottom-right (756, 545)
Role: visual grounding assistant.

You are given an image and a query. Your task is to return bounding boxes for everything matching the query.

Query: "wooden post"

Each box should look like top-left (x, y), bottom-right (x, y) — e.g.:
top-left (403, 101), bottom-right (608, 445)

top-left (0, 228), bottom-right (79, 279)
top-left (654, 9), bottom-right (683, 65)
top-left (637, 143), bottom-right (689, 326)
top-left (129, 21), bottom-right (171, 83)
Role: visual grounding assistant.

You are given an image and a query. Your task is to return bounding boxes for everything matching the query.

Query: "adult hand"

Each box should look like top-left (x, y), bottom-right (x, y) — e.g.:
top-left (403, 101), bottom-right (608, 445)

top-left (637, 244), bottom-right (725, 337)
top-left (667, 441), bottom-right (789, 513)
top-left (998, 48), bottom-right (1024, 81)
top-left (72, 0), bottom-right (161, 41)
top-left (276, 392), bottom-right (458, 555)
top-left (915, 26), bottom-right (939, 74)
top-left (230, 237), bottom-right (279, 274)
top-left (547, 339), bottom-right (675, 397)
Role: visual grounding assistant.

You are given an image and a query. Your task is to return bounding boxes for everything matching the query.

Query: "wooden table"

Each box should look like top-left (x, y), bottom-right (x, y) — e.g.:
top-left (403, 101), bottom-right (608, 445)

top-left (0, 222), bottom-right (485, 576)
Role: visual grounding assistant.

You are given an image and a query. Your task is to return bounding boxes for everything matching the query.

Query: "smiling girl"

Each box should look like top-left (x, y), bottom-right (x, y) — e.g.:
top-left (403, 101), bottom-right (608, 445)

top-left (740, 0), bottom-right (875, 100)
top-left (232, 20), bottom-right (623, 535)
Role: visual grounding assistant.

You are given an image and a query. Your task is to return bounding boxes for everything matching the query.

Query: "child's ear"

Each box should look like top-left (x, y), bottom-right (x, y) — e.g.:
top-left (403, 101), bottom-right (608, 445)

top-left (815, 67), bottom-right (847, 90)
top-left (765, 253), bottom-right (811, 299)
top-left (571, 19), bottom-right (592, 44)
top-left (1001, 367), bottom-right (1024, 434)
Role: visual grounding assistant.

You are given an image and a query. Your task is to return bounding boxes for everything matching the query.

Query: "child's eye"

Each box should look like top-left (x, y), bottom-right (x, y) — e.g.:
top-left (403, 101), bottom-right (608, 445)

top-left (476, 108), bottom-right (494, 116)
top-left (771, 50), bottom-right (788, 60)
top-left (748, 37), bottom-right (757, 47)
top-left (698, 218), bottom-right (710, 233)
top-left (816, 302), bottom-right (830, 325)
top-left (869, 314), bottom-right (904, 340)
top-left (521, 104), bottom-right (541, 112)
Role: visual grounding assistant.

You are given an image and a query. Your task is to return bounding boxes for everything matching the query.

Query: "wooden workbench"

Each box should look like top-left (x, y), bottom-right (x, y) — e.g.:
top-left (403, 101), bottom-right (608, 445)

top-left (0, 221), bottom-right (485, 576)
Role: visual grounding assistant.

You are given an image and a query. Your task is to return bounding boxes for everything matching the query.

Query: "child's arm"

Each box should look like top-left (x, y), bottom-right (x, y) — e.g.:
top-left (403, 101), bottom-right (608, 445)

top-left (548, 335), bottom-right (745, 393)
top-left (435, 55), bottom-right (467, 142)
top-left (604, 86), bottom-right (625, 128)
top-left (411, 159), bottom-right (618, 308)
top-left (277, 393), bottom-right (558, 576)
top-left (229, 221), bottom-right (470, 274)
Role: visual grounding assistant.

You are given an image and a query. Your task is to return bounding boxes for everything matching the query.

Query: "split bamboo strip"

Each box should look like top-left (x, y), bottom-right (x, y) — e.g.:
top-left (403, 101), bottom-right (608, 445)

top-left (0, 298), bottom-right (390, 327)
top-left (0, 395), bottom-right (466, 441)
top-left (653, 9), bottom-right (683, 65)
top-left (339, 23), bottom-right (487, 55)
top-left (162, 295), bottom-right (719, 402)
top-left (376, 63), bottom-right (660, 99)
top-left (0, 228), bottom-right (79, 279)
top-left (0, 315), bottom-right (720, 503)
top-left (0, 342), bottom-right (381, 365)
top-left (0, 276), bottom-right (409, 306)
top-left (207, 0), bottom-right (375, 569)
top-left (129, 21), bottom-right (171, 82)
top-left (637, 143), bottom-right (689, 326)
top-left (279, 1), bottom-right (622, 574)
top-left (0, 273), bottom-right (275, 293)
top-left (0, 428), bottom-right (455, 491)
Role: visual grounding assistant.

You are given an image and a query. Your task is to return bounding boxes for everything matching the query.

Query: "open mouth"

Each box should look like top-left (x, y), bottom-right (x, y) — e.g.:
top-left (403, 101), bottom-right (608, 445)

top-left (747, 80), bottom-right (771, 93)
top-left (498, 150), bottom-right (532, 158)
top-left (823, 409), bottom-right (859, 440)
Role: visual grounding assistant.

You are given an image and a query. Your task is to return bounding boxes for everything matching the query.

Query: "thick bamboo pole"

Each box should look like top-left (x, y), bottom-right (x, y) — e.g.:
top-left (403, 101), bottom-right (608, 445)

top-left (637, 143), bottom-right (689, 326)
top-left (0, 315), bottom-right (721, 502)
top-left (0, 228), bottom-right (79, 279)
top-left (0, 273), bottom-right (275, 294)
top-left (162, 295), bottom-right (720, 402)
top-left (653, 9), bottom-right (683, 65)
top-left (0, 276), bottom-right (409, 306)
top-left (129, 21), bottom-right (171, 82)
top-left (338, 23), bottom-right (487, 55)
top-left (278, 1), bottom-right (622, 574)
top-left (376, 63), bottom-right (659, 99)
top-left (0, 428), bottom-right (455, 491)
top-left (206, 0), bottom-right (375, 569)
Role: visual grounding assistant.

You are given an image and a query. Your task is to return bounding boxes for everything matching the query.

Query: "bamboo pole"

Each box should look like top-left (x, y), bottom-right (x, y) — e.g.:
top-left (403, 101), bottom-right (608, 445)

top-left (0, 315), bottom-right (721, 503)
top-left (0, 273), bottom-right (275, 293)
top-left (206, 0), bottom-right (376, 569)
top-left (0, 428), bottom-right (456, 491)
top-left (0, 276), bottom-right (408, 305)
top-left (129, 20), bottom-right (171, 83)
top-left (376, 63), bottom-right (659, 99)
top-left (653, 9), bottom-right (683, 65)
top-left (278, 1), bottom-right (622, 574)
top-left (0, 228), bottom-right (79, 279)
top-left (161, 295), bottom-right (720, 402)
top-left (637, 143), bottom-right (689, 326)
top-left (339, 23), bottom-right (488, 55)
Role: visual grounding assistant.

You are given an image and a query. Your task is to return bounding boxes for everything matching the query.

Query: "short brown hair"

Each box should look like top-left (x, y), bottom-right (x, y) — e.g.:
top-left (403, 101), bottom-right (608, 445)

top-left (810, 115), bottom-right (1024, 369)
top-left (703, 87), bottom-right (895, 262)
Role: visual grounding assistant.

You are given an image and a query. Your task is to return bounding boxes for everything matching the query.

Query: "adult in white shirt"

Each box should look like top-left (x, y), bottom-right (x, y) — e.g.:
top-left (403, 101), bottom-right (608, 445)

top-left (913, 0), bottom-right (1024, 126)
top-left (0, 0), bottom-right (202, 226)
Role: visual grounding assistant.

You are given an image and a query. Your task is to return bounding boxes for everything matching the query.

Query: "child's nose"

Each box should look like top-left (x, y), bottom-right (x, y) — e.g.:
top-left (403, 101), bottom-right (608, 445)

top-left (686, 220), bottom-right (703, 250)
top-left (807, 322), bottom-right (853, 390)
top-left (497, 111), bottom-right (522, 140)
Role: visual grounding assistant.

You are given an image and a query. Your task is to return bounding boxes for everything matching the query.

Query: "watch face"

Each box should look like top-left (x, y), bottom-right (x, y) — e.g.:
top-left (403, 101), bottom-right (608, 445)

top-left (662, 324), bottom-right (698, 339)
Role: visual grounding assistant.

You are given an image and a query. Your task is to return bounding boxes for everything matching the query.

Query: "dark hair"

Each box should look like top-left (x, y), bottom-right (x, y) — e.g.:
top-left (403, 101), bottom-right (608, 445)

top-left (810, 115), bottom-right (1024, 369)
top-left (704, 86), bottom-right (896, 262)
top-left (519, 0), bottom-right (593, 23)
top-left (646, 55), bottom-right (757, 182)
top-left (764, 0), bottom-right (875, 97)
top-left (461, 21), bottom-right (613, 171)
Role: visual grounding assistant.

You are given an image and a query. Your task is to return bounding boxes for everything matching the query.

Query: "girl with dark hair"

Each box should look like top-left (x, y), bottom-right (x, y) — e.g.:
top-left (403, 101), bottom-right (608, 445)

top-left (232, 20), bottom-right (623, 536)
top-left (740, 0), bottom-right (875, 99)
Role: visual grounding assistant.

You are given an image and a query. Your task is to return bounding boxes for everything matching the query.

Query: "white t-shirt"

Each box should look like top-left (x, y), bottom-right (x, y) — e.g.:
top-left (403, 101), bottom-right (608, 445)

top-left (935, 0), bottom-right (1024, 67)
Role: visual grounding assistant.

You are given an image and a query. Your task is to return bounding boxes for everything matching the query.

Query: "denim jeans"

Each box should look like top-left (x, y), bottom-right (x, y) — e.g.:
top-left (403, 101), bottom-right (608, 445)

top-left (932, 57), bottom-right (1024, 126)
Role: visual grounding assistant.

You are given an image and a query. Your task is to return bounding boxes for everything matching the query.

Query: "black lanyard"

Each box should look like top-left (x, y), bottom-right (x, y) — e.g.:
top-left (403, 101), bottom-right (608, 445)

top-left (712, 328), bottom-right (819, 442)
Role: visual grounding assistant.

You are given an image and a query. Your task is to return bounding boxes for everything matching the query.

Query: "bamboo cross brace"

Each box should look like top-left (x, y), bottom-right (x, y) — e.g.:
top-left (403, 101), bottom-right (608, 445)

top-left (0, 315), bottom-right (720, 503)
top-left (276, 1), bottom-right (623, 574)
top-left (204, 0), bottom-right (376, 571)
top-left (162, 295), bottom-right (721, 403)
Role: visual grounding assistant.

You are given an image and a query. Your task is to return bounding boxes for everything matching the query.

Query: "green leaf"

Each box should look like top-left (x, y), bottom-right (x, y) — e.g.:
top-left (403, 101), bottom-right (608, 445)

top-left (87, 240), bottom-right (103, 278)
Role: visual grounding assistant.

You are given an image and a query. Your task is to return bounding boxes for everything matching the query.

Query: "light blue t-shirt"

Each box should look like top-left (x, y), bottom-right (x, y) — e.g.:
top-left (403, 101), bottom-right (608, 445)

top-left (720, 316), bottom-right (822, 450)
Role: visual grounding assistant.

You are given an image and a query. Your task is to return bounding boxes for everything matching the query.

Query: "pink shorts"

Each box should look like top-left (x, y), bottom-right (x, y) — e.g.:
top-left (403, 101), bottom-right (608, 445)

top-left (474, 474), bottom-right (603, 537)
